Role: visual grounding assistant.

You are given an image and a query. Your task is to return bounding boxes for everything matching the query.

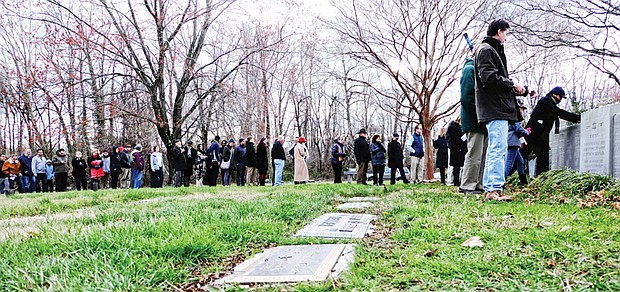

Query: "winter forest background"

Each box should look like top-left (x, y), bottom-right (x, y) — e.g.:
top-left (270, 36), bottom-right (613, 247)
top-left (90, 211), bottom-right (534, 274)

top-left (0, 0), bottom-right (618, 180)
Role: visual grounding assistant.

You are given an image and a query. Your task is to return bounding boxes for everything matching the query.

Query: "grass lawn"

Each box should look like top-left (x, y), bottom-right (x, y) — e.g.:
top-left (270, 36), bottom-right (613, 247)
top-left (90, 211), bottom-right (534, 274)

top-left (0, 179), bottom-right (618, 291)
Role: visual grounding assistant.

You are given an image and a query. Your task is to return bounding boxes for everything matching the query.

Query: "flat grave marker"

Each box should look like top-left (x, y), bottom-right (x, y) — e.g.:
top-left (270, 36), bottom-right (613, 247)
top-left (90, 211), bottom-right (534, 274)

top-left (294, 213), bottom-right (374, 239)
top-left (218, 244), bottom-right (354, 284)
top-left (347, 196), bottom-right (380, 202)
top-left (336, 202), bottom-right (373, 210)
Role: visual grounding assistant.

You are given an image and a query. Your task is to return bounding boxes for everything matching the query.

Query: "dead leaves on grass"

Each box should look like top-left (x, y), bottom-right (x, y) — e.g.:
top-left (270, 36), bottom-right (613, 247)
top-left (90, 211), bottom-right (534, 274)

top-left (461, 236), bottom-right (485, 248)
top-left (577, 190), bottom-right (620, 209)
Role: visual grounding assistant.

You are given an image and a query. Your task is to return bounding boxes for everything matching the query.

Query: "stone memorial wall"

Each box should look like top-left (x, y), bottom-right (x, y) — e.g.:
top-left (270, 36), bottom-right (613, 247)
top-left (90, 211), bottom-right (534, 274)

top-left (549, 103), bottom-right (620, 178)
top-left (614, 114), bottom-right (620, 178)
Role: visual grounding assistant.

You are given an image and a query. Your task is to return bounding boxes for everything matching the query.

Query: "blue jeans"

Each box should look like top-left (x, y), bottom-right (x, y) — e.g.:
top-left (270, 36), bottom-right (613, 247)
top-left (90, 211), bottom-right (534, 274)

top-left (505, 147), bottom-right (525, 178)
top-left (273, 159), bottom-right (285, 186)
top-left (20, 175), bottom-right (36, 193)
top-left (222, 169), bottom-right (231, 186)
top-left (131, 169), bottom-right (143, 189)
top-left (484, 120), bottom-right (508, 192)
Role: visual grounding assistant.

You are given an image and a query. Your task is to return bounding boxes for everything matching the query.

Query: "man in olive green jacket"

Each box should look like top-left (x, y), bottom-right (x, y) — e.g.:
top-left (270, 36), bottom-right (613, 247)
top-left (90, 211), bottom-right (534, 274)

top-left (459, 58), bottom-right (485, 194)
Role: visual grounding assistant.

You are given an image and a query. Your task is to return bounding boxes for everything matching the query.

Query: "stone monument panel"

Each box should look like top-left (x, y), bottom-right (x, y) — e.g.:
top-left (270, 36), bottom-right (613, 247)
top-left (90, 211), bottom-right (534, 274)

top-left (579, 104), bottom-right (620, 175)
top-left (294, 213), bottom-right (374, 239)
top-left (613, 114), bottom-right (620, 178)
top-left (219, 244), bottom-right (354, 283)
top-left (550, 122), bottom-right (580, 171)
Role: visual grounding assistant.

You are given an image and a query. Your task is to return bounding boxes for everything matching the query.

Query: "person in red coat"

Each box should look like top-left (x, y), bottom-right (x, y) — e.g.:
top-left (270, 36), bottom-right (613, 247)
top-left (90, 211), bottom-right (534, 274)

top-left (88, 149), bottom-right (105, 191)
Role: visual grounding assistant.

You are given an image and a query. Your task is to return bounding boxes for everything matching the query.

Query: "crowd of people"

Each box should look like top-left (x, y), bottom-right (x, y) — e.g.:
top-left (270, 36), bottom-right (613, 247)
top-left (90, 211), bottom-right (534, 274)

top-left (0, 20), bottom-right (582, 198)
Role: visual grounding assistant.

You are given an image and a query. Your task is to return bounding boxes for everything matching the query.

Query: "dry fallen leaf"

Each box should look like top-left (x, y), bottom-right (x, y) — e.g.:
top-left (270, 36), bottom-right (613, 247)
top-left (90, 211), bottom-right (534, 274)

top-left (611, 202), bottom-right (620, 210)
top-left (524, 198), bottom-right (534, 205)
top-left (461, 236), bottom-right (484, 248)
top-left (547, 259), bottom-right (556, 267)
top-left (423, 249), bottom-right (438, 257)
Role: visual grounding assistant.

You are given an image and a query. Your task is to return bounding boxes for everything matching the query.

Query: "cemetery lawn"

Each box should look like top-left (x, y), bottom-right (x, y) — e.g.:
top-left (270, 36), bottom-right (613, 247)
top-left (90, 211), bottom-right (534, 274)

top-left (0, 182), bottom-right (618, 291)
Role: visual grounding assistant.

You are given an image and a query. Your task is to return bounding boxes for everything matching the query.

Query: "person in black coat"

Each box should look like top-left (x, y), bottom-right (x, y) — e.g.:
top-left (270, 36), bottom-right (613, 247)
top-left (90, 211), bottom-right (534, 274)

top-left (353, 129), bottom-right (371, 184)
top-left (71, 151), bottom-right (88, 191)
top-left (446, 118), bottom-right (467, 186)
top-left (387, 133), bottom-right (410, 185)
top-left (110, 146), bottom-right (122, 189)
top-left (523, 86), bottom-right (581, 175)
top-left (244, 137), bottom-right (258, 185)
top-left (171, 139), bottom-right (186, 187)
top-left (433, 129), bottom-right (449, 185)
top-left (330, 137), bottom-right (347, 183)
top-left (256, 138), bottom-right (269, 186)
top-left (183, 140), bottom-right (198, 187)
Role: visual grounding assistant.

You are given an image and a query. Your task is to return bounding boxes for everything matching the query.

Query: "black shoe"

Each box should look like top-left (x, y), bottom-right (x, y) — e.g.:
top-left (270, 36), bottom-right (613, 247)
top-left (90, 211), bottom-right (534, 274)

top-left (519, 174), bottom-right (528, 185)
top-left (458, 187), bottom-right (482, 194)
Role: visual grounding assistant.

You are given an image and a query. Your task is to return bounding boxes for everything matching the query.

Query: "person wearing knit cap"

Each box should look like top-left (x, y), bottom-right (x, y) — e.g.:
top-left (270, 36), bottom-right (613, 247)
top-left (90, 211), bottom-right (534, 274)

top-left (523, 86), bottom-right (581, 175)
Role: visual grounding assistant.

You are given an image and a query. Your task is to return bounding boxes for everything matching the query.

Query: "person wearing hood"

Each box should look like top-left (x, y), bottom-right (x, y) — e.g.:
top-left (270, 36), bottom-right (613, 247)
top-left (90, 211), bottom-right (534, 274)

top-left (52, 149), bottom-right (69, 192)
top-left (523, 86), bottom-right (581, 175)
top-left (257, 137), bottom-right (269, 186)
top-left (271, 136), bottom-right (286, 186)
top-left (131, 144), bottom-right (145, 188)
top-left (71, 151), bottom-right (88, 191)
top-left (331, 137), bottom-right (346, 183)
top-left (110, 146), bottom-right (122, 189)
top-left (387, 133), bottom-right (409, 185)
top-left (88, 149), bottom-right (104, 191)
top-left (293, 137), bottom-right (309, 184)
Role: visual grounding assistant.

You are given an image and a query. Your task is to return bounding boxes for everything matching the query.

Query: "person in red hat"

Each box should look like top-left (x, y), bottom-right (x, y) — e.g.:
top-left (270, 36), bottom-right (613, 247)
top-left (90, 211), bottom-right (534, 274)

top-left (294, 137), bottom-right (309, 184)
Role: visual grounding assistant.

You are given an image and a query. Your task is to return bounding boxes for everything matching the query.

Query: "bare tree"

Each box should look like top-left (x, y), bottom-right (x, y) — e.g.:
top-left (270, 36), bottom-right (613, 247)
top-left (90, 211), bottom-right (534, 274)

top-left (508, 0), bottom-right (620, 85)
top-left (327, 0), bottom-right (488, 180)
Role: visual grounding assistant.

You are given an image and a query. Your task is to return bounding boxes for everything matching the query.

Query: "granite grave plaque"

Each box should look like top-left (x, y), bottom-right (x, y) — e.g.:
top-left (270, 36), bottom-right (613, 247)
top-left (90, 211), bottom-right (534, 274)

top-left (613, 114), bottom-right (620, 178)
top-left (347, 197), bottom-right (380, 202)
top-left (219, 244), bottom-right (354, 284)
top-left (550, 122), bottom-right (581, 171)
top-left (579, 104), bottom-right (620, 175)
top-left (336, 202), bottom-right (373, 210)
top-left (294, 213), bottom-right (374, 239)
